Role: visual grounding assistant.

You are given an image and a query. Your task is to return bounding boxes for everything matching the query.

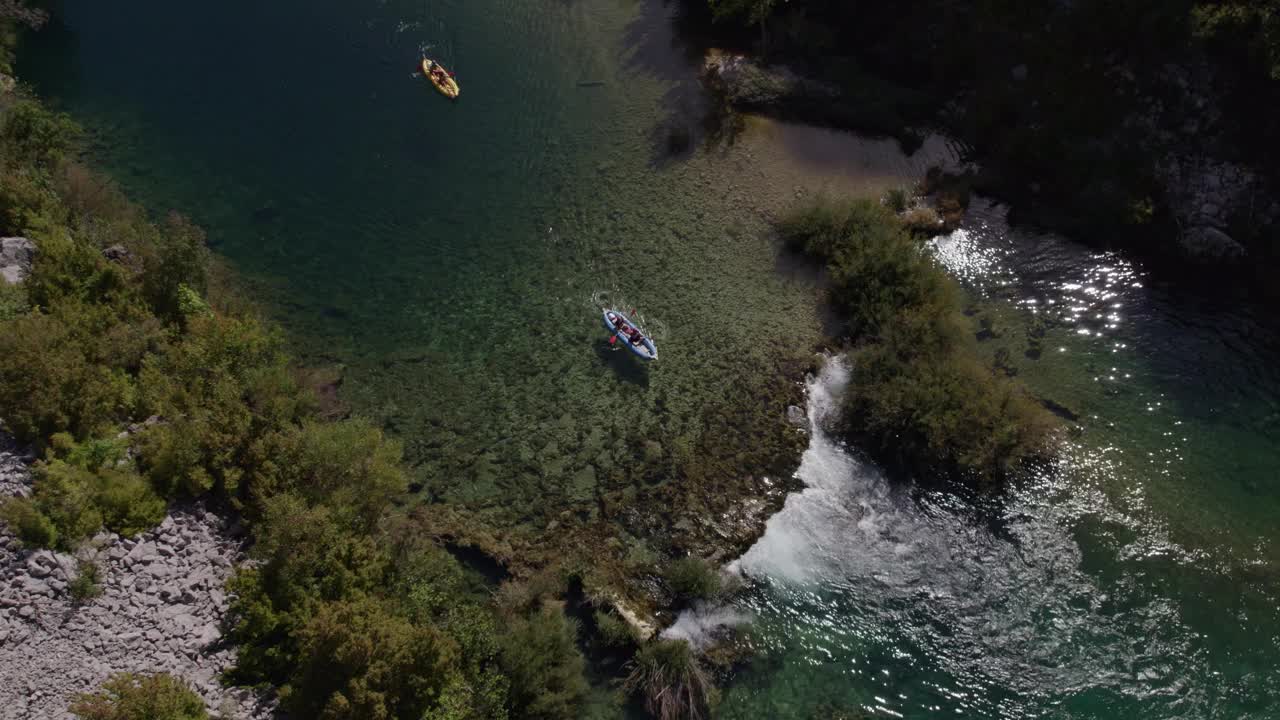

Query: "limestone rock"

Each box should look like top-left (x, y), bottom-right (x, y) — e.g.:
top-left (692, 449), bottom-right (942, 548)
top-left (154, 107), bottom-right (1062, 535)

top-left (1180, 225), bottom-right (1246, 260)
top-left (0, 429), bottom-right (274, 718)
top-left (0, 237), bottom-right (35, 285)
top-left (102, 244), bottom-right (131, 263)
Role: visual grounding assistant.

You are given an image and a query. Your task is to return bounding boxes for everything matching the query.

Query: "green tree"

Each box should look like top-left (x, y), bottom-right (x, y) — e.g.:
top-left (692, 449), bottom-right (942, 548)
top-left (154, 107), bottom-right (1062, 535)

top-left (497, 604), bottom-right (590, 720)
top-left (0, 101), bottom-right (80, 169)
top-left (664, 556), bottom-right (722, 604)
top-left (0, 307), bottom-right (141, 444)
top-left (140, 213), bottom-right (209, 322)
top-left (69, 673), bottom-right (206, 720)
top-left (135, 312), bottom-right (309, 500)
top-left (227, 494), bottom-right (390, 684)
top-left (778, 198), bottom-right (1056, 486)
top-left (286, 596), bottom-right (456, 720)
top-left (246, 418), bottom-right (406, 530)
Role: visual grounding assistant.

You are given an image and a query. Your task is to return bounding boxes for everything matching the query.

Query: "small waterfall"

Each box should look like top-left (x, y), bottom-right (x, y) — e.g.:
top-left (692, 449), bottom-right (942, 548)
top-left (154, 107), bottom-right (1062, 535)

top-left (662, 356), bottom-right (851, 646)
top-left (726, 356), bottom-right (855, 584)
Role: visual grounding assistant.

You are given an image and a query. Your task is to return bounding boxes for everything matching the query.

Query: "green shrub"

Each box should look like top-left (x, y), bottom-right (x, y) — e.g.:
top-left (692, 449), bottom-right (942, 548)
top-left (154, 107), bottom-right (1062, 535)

top-left (69, 559), bottom-right (103, 602)
top-left (28, 460), bottom-right (104, 548)
top-left (847, 341), bottom-right (1056, 488)
top-left (496, 604), bottom-right (590, 720)
top-left (780, 198), bottom-right (957, 338)
top-left (135, 312), bottom-right (309, 500)
top-left (141, 213), bottom-right (209, 322)
top-left (593, 609), bottom-right (638, 648)
top-left (245, 418), bottom-right (406, 530)
top-left (0, 308), bottom-right (140, 444)
top-left (227, 493), bottom-right (391, 684)
top-left (665, 556), bottom-right (722, 603)
top-left (0, 100), bottom-right (81, 169)
top-left (624, 638), bottom-right (718, 720)
top-left (94, 468), bottom-right (166, 537)
top-left (778, 198), bottom-right (1056, 486)
top-left (883, 186), bottom-right (911, 213)
top-left (69, 673), bottom-right (206, 720)
top-left (285, 596), bottom-right (456, 720)
top-left (0, 496), bottom-right (57, 547)
top-left (4, 434), bottom-right (168, 549)
top-left (0, 278), bottom-right (27, 320)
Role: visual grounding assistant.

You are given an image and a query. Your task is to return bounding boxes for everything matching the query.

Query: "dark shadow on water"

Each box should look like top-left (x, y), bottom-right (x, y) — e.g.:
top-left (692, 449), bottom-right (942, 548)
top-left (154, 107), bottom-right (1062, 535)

top-left (621, 0), bottom-right (745, 169)
top-left (594, 341), bottom-right (651, 388)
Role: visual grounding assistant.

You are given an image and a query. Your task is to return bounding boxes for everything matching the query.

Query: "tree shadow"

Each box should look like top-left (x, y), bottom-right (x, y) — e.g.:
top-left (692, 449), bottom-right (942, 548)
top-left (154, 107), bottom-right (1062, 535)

top-left (620, 0), bottom-right (746, 169)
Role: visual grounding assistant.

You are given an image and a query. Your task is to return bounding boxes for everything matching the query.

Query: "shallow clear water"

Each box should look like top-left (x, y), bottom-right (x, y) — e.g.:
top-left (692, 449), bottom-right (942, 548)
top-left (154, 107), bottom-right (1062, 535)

top-left (20, 1), bottom-right (1280, 718)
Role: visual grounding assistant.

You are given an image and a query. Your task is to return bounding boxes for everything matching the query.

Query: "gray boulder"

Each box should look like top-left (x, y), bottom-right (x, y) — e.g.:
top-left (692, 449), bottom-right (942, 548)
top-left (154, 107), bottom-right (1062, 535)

top-left (1180, 225), bottom-right (1246, 260)
top-left (0, 237), bottom-right (36, 285)
top-left (102, 244), bottom-right (131, 263)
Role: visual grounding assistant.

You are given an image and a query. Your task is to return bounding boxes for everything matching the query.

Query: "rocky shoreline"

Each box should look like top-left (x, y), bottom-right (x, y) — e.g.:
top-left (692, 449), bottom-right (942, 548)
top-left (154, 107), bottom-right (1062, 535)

top-left (701, 51), bottom-right (1277, 275)
top-left (0, 435), bottom-right (271, 720)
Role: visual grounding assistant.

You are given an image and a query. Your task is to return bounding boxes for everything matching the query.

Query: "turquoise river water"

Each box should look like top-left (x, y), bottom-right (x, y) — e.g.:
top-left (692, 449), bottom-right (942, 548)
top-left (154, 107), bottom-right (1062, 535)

top-left (19, 1), bottom-right (1280, 718)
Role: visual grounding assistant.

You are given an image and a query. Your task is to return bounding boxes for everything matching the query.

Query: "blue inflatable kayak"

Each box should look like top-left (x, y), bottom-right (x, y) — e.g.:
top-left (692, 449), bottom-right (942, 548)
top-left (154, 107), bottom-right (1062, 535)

top-left (602, 309), bottom-right (657, 360)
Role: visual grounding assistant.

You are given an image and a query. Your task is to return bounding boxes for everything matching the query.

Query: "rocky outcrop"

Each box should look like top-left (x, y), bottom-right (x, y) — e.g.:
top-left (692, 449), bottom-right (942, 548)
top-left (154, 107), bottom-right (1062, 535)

top-left (0, 237), bottom-right (35, 285)
top-left (0, 434), bottom-right (32, 499)
top-left (1158, 156), bottom-right (1268, 261)
top-left (704, 51), bottom-right (840, 112)
top-left (0, 439), bottom-right (271, 719)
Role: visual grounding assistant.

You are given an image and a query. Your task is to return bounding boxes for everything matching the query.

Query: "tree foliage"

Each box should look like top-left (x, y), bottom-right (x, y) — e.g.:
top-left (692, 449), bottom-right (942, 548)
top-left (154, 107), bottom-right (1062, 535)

top-left (780, 198), bottom-right (1055, 486)
top-left (1194, 1), bottom-right (1280, 79)
top-left (0, 434), bottom-right (166, 550)
top-left (0, 70), bottom-right (596, 720)
top-left (496, 604), bottom-right (590, 720)
top-left (285, 596), bottom-right (456, 720)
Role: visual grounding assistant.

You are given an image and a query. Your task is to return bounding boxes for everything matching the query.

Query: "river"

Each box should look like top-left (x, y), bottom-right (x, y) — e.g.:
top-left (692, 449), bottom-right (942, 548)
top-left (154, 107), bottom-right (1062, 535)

top-left (18, 1), bottom-right (1280, 718)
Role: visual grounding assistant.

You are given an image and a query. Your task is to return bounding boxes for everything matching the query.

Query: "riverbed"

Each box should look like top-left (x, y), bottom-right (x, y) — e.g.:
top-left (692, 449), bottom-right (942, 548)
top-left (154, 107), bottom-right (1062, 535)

top-left (20, 0), bottom-right (1280, 717)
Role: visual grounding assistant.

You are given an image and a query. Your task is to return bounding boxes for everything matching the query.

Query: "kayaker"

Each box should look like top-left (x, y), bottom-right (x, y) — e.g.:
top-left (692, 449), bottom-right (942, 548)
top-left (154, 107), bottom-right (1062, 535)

top-left (628, 328), bottom-right (644, 346)
top-left (612, 315), bottom-right (626, 331)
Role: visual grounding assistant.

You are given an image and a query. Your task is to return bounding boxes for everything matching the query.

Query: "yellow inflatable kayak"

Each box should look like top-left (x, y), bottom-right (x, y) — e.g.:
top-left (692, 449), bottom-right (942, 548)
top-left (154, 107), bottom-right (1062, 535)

top-left (422, 58), bottom-right (459, 100)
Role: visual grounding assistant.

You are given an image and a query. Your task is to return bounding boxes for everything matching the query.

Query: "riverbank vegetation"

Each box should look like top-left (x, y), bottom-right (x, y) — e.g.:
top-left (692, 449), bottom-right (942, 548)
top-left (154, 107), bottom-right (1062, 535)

top-left (70, 673), bottom-right (207, 720)
top-left (692, 0), bottom-right (1280, 297)
top-left (0, 71), bottom-right (618, 719)
top-left (779, 198), bottom-right (1057, 488)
